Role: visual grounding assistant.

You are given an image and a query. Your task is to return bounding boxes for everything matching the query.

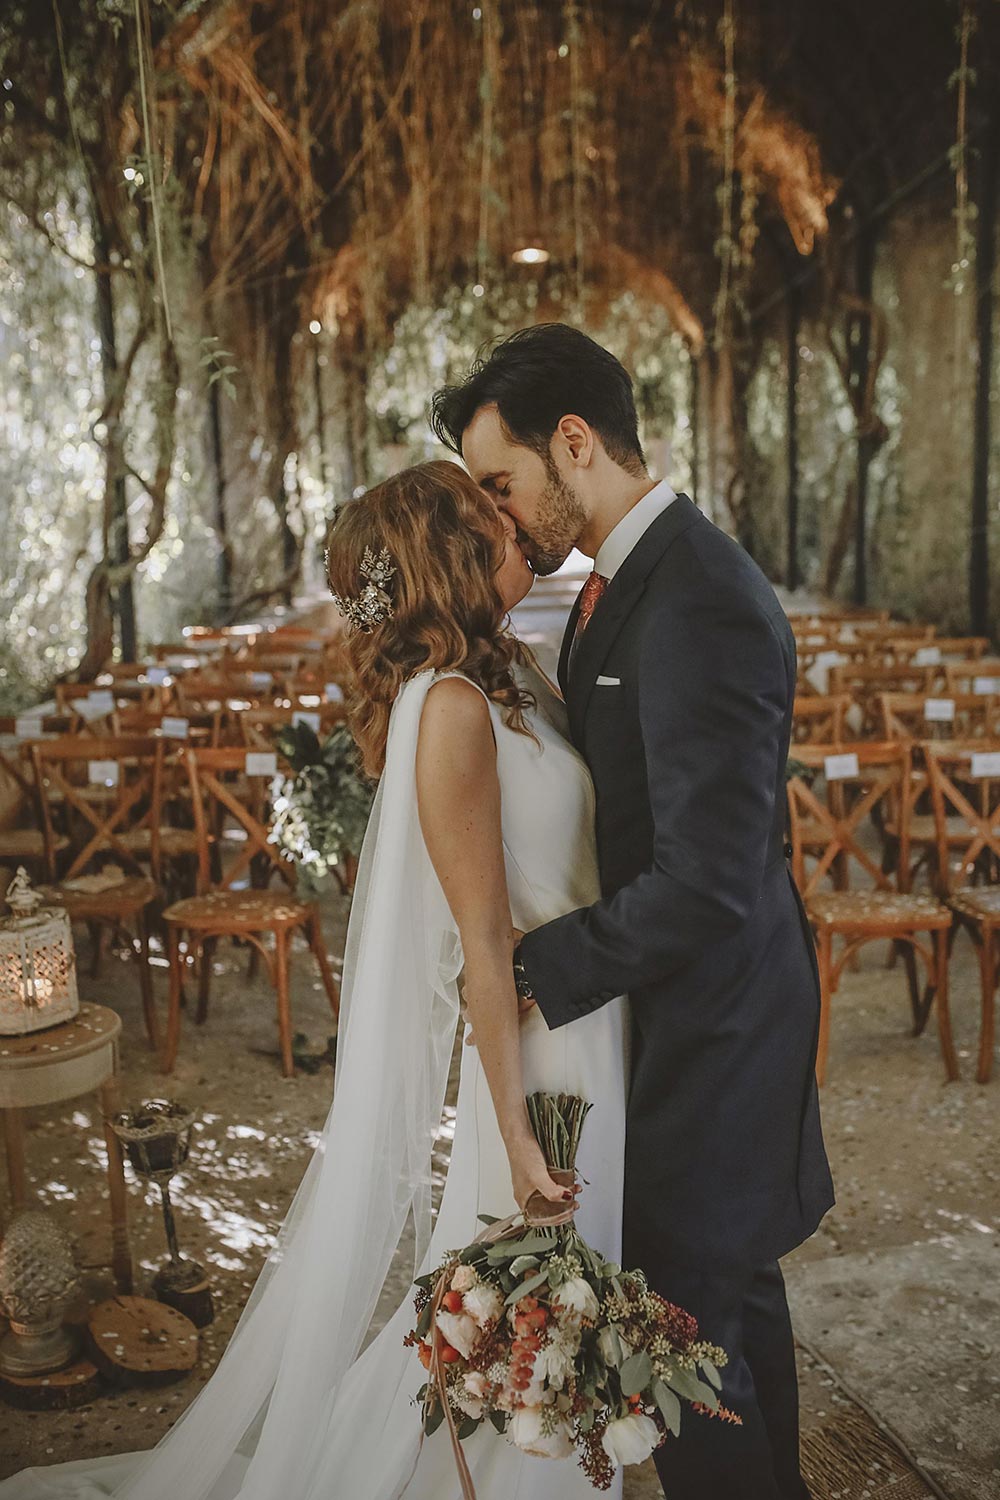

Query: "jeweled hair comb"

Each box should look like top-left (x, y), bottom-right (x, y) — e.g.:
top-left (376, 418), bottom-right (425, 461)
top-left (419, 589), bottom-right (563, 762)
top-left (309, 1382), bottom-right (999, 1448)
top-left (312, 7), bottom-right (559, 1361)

top-left (328, 544), bottom-right (396, 632)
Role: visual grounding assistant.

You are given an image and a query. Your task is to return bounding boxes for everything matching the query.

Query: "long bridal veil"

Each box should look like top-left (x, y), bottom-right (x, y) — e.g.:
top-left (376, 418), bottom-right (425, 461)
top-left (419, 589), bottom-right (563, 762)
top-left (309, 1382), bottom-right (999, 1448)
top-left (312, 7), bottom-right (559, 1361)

top-left (6, 671), bottom-right (463, 1500)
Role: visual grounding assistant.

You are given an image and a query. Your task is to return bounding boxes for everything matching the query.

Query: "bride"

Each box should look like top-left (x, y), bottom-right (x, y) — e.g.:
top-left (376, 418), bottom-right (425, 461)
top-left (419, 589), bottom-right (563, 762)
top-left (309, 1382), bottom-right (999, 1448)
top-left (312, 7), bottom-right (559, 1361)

top-left (3, 460), bottom-right (628, 1500)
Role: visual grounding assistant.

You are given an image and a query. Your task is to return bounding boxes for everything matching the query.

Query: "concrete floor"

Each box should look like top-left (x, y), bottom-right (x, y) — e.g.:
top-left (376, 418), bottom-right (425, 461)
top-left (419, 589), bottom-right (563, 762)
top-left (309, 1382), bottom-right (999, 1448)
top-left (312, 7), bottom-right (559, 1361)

top-left (1, 574), bottom-right (997, 1495)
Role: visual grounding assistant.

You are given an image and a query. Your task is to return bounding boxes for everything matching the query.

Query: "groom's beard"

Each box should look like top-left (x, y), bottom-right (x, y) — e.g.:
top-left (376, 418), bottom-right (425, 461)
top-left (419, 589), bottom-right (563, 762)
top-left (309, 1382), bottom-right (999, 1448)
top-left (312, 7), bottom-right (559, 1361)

top-left (515, 465), bottom-right (587, 577)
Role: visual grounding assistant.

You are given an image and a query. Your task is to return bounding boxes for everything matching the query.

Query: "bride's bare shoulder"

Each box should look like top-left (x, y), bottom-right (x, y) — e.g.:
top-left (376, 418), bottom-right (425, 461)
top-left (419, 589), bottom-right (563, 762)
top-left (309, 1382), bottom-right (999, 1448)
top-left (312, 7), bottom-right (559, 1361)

top-left (417, 674), bottom-right (495, 764)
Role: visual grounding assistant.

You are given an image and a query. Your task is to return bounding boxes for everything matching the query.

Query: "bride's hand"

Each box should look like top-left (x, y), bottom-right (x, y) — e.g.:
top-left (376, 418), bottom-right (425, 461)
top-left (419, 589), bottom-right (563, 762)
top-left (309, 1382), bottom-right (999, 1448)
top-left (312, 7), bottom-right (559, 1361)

top-left (508, 1134), bottom-right (578, 1219)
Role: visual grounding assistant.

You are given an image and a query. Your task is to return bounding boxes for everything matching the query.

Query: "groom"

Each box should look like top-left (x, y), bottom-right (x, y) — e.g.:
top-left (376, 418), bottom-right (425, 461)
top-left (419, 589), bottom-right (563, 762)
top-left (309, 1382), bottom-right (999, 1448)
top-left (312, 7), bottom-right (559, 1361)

top-left (431, 324), bottom-right (834, 1500)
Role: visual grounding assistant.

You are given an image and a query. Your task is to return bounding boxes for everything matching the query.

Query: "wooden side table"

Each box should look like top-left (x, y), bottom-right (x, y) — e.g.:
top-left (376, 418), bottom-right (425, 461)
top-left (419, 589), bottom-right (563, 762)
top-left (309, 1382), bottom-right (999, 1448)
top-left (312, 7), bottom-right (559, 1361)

top-left (0, 1003), bottom-right (133, 1291)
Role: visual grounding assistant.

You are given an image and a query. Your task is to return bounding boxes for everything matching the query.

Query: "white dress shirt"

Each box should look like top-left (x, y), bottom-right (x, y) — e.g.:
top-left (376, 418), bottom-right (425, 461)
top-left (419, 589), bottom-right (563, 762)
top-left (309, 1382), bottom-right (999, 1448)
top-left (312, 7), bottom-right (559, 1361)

top-left (594, 478), bottom-right (677, 581)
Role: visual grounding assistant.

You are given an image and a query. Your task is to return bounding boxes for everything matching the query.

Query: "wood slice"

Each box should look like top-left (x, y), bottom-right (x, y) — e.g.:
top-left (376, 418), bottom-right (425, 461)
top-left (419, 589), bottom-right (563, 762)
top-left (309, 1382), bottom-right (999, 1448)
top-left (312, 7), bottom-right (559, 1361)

top-left (86, 1295), bottom-right (199, 1387)
top-left (0, 1357), bottom-right (103, 1410)
top-left (152, 1267), bottom-right (215, 1329)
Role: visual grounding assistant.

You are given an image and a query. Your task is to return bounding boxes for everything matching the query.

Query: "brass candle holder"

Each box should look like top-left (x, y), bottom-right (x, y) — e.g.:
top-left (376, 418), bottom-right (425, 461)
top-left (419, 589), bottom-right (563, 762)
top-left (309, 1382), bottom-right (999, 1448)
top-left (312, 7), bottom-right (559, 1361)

top-left (111, 1099), bottom-right (214, 1327)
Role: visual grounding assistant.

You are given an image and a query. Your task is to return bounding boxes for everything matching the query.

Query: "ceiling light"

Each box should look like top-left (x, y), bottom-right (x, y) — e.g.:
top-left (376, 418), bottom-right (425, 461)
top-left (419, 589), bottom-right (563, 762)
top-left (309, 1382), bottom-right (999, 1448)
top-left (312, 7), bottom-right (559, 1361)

top-left (512, 246), bottom-right (550, 265)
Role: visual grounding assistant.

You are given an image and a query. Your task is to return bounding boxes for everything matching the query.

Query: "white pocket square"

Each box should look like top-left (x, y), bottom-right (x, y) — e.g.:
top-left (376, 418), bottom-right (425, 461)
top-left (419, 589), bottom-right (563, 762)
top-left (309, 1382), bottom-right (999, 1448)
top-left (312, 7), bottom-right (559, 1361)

top-left (596, 675), bottom-right (620, 686)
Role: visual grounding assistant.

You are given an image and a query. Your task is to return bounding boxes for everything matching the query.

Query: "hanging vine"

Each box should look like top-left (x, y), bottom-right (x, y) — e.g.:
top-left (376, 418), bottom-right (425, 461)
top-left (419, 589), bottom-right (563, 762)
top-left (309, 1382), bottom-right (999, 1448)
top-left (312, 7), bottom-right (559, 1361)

top-left (947, 0), bottom-right (977, 304)
top-left (712, 0), bottom-right (737, 349)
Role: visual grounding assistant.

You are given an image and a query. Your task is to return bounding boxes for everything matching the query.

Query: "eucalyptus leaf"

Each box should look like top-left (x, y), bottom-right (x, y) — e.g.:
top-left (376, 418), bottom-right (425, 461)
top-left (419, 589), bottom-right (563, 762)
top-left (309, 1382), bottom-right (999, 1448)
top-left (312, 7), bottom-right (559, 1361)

top-left (504, 1268), bottom-right (550, 1305)
top-left (652, 1379), bottom-right (681, 1437)
top-left (619, 1350), bottom-right (653, 1396)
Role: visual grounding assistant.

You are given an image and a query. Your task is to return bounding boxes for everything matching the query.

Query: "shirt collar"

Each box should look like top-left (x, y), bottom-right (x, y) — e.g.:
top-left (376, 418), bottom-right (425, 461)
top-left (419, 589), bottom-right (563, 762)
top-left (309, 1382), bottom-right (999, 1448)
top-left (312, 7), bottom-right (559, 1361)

top-left (593, 479), bottom-right (677, 580)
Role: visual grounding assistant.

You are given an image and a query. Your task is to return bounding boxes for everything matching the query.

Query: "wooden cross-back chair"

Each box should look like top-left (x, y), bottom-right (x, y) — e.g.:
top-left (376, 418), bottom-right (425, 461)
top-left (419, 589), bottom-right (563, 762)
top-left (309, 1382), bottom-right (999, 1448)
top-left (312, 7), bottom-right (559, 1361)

top-left (161, 747), bottom-right (340, 1077)
top-left (787, 742), bottom-right (956, 1085)
top-left (944, 660), bottom-right (1000, 698)
top-left (237, 704), bottom-right (347, 752)
top-left (0, 718), bottom-right (74, 871)
top-left (30, 735), bottom-right (164, 1046)
top-left (828, 663), bottom-right (937, 735)
top-left (925, 741), bottom-right (1000, 1082)
top-left (791, 695), bottom-right (854, 745)
top-left (876, 694), bottom-right (1000, 889)
top-left (174, 673), bottom-right (286, 714)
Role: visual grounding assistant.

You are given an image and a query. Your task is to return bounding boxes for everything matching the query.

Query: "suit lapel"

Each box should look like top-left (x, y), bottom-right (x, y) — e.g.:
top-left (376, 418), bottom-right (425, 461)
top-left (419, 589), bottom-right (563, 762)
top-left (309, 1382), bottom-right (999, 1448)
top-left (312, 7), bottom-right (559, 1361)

top-left (566, 494), bottom-right (700, 744)
top-left (557, 592), bottom-right (583, 698)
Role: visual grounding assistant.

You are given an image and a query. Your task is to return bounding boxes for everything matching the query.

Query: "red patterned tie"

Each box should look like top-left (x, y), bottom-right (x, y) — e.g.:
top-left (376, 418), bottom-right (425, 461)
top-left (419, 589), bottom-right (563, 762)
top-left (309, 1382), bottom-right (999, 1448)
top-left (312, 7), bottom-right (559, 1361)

top-left (569, 571), bottom-right (610, 669)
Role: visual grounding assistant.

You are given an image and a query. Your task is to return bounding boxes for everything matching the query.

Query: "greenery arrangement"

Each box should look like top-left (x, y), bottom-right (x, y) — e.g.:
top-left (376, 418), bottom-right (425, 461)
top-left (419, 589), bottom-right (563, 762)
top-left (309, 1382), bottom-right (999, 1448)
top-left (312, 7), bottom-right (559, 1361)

top-left (269, 720), bottom-right (375, 894)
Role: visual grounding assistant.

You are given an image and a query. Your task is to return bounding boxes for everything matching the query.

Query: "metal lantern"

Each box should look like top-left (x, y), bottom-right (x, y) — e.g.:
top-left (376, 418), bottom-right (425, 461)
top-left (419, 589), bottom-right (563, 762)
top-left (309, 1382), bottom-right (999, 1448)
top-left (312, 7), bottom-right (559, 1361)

top-left (0, 1210), bottom-right (81, 1376)
top-left (112, 1099), bottom-right (214, 1325)
top-left (0, 868), bottom-right (79, 1036)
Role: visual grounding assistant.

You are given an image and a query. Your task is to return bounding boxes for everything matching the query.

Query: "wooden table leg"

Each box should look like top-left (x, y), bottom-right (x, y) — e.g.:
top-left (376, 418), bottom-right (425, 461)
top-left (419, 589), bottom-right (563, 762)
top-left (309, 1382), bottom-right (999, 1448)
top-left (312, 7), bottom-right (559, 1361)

top-left (98, 1079), bottom-right (133, 1293)
top-left (2, 1107), bottom-right (28, 1210)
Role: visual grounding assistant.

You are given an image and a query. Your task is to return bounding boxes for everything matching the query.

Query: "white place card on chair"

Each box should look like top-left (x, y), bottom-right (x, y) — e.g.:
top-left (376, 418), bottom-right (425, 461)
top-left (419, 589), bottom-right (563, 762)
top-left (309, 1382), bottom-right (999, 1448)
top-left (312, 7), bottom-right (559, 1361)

top-left (250, 672), bottom-right (273, 689)
top-left (913, 646), bottom-right (942, 666)
top-left (824, 752), bottom-right (859, 781)
top-left (324, 682), bottom-right (344, 702)
top-left (146, 665), bottom-right (170, 686)
top-left (924, 698), bottom-right (955, 722)
top-left (77, 690), bottom-right (115, 719)
top-left (88, 760), bottom-right (119, 786)
top-left (245, 751), bottom-right (277, 778)
top-left (971, 752), bottom-right (1000, 778)
top-left (292, 710), bottom-right (322, 733)
top-left (161, 717), bottom-right (190, 740)
top-left (14, 716), bottom-right (42, 739)
top-left (973, 676), bottom-right (1000, 695)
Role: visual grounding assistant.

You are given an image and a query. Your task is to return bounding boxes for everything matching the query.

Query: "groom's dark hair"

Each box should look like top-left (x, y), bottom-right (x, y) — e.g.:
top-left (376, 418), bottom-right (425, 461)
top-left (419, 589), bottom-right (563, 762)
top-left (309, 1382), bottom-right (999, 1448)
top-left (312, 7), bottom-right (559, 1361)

top-left (430, 323), bottom-right (647, 476)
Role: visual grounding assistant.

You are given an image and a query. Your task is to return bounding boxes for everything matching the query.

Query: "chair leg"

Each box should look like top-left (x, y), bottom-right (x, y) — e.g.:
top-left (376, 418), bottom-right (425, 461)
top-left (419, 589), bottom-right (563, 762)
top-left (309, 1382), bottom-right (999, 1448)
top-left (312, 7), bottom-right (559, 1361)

top-left (976, 925), bottom-right (996, 1084)
top-left (900, 941), bottom-right (924, 1034)
top-left (162, 924), bottom-right (184, 1074)
top-left (196, 936), bottom-right (217, 1025)
top-left (306, 912), bottom-right (340, 1022)
top-left (815, 927), bottom-right (833, 1087)
top-left (933, 926), bottom-right (960, 1083)
top-left (274, 928), bottom-right (294, 1078)
top-left (135, 908), bottom-right (159, 1051)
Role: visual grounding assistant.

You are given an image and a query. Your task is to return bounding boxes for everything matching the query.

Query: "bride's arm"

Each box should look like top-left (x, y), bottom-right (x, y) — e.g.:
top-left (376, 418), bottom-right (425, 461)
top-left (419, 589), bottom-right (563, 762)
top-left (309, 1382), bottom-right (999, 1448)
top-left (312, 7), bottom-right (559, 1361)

top-left (416, 676), bottom-right (571, 1215)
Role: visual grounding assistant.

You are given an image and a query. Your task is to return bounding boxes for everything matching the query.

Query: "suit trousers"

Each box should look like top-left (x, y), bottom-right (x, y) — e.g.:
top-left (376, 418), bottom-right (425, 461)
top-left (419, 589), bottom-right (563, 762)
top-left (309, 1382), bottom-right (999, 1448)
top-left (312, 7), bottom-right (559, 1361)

top-left (649, 1258), bottom-right (810, 1500)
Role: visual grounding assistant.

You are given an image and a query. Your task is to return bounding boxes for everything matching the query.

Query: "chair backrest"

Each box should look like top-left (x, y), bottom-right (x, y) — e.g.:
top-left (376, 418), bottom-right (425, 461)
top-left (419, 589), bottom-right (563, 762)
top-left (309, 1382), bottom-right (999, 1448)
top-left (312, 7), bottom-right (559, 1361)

top-left (175, 673), bottom-right (285, 712)
top-left (31, 735), bottom-right (164, 881)
top-left (877, 691), bottom-right (999, 743)
top-left (829, 663), bottom-right (936, 733)
top-left (787, 741), bottom-right (911, 899)
top-left (236, 705), bottom-right (346, 751)
top-left (792, 694), bottom-right (853, 744)
top-left (111, 706), bottom-right (222, 746)
top-left (925, 740), bottom-right (1000, 895)
top-left (944, 660), bottom-right (1000, 697)
top-left (182, 746), bottom-right (295, 894)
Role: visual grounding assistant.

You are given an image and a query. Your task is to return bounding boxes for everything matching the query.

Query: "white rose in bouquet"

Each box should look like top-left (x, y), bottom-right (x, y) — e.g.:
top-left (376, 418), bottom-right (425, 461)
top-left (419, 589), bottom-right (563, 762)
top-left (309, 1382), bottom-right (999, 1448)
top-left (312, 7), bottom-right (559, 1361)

top-left (451, 1265), bottom-right (477, 1293)
top-left (552, 1276), bottom-right (599, 1321)
top-left (601, 1412), bottom-right (661, 1466)
top-left (535, 1332), bottom-right (578, 1390)
top-left (597, 1324), bottom-right (633, 1365)
top-left (435, 1309), bottom-right (480, 1360)
top-left (509, 1406), bottom-right (575, 1459)
top-left (463, 1371), bottom-right (489, 1399)
top-left (463, 1283), bottom-right (503, 1329)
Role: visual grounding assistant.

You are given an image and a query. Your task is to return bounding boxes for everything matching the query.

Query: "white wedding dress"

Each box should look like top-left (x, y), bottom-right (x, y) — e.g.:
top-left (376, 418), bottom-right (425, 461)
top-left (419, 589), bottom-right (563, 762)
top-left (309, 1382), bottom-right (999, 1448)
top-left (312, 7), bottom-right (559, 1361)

top-left (2, 661), bottom-right (627, 1500)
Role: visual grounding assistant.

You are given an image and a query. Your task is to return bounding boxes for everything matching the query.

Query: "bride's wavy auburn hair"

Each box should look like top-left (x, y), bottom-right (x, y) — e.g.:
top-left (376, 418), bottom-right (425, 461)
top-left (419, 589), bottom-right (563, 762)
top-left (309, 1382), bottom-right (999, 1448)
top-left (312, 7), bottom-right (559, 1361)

top-left (325, 460), bottom-right (536, 777)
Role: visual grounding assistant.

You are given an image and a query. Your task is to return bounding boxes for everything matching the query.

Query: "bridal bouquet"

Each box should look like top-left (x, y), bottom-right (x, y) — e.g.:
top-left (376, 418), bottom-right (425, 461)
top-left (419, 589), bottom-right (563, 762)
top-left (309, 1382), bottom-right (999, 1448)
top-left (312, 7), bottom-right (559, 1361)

top-left (405, 1093), bottom-right (738, 1492)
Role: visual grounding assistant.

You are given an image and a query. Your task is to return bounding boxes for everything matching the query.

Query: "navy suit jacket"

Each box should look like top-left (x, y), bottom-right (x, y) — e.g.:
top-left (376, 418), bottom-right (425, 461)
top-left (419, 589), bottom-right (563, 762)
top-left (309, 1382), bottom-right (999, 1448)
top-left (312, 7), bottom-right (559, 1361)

top-left (518, 494), bottom-right (835, 1274)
